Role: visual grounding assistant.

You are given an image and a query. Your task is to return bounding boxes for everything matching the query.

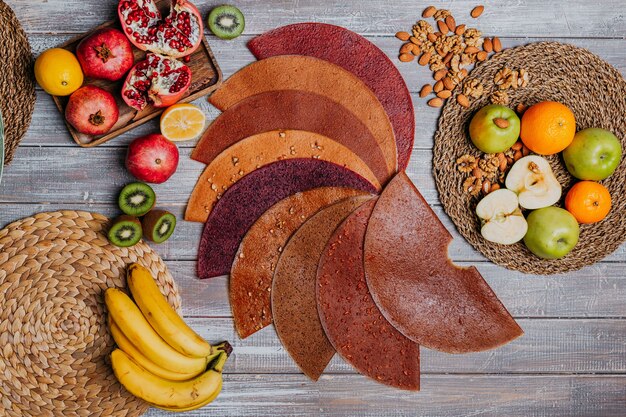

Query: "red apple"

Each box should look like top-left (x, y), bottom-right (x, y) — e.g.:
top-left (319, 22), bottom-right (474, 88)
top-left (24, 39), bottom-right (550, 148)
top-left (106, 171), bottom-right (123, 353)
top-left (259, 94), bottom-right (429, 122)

top-left (126, 134), bottom-right (179, 184)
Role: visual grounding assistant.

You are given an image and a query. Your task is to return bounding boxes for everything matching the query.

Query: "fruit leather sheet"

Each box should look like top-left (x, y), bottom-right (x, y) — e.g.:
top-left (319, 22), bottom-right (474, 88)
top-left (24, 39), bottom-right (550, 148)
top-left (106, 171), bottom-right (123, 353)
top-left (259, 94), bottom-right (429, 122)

top-left (272, 196), bottom-right (373, 380)
top-left (230, 187), bottom-right (369, 339)
top-left (248, 23), bottom-right (414, 170)
top-left (185, 130), bottom-right (380, 223)
top-left (197, 159), bottom-right (377, 279)
top-left (317, 199), bottom-right (420, 390)
top-left (364, 172), bottom-right (523, 353)
top-left (208, 55), bottom-right (397, 176)
top-left (192, 90), bottom-right (391, 186)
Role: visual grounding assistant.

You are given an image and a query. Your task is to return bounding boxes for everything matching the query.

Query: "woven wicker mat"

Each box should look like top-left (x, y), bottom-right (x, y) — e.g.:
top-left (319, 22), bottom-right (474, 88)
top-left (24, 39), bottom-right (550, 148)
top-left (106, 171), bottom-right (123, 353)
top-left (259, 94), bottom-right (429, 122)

top-left (434, 42), bottom-right (626, 275)
top-left (0, 211), bottom-right (182, 417)
top-left (0, 0), bottom-right (36, 165)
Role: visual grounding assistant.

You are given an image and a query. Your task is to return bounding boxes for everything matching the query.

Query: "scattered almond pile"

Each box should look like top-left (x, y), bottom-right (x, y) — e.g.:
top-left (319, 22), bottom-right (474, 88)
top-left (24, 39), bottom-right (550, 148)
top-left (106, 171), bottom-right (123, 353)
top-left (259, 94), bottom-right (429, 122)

top-left (396, 4), bottom-right (506, 108)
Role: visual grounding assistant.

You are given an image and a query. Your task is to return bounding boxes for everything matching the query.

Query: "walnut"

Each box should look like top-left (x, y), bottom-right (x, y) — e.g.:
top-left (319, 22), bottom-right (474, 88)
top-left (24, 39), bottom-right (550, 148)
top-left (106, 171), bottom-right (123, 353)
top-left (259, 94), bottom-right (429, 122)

top-left (479, 156), bottom-right (499, 173)
top-left (463, 28), bottom-right (483, 48)
top-left (518, 69), bottom-right (530, 87)
top-left (463, 176), bottom-right (482, 196)
top-left (490, 90), bottom-right (509, 105)
top-left (429, 54), bottom-right (446, 71)
top-left (463, 78), bottom-right (484, 99)
top-left (433, 9), bottom-right (451, 20)
top-left (456, 154), bottom-right (477, 173)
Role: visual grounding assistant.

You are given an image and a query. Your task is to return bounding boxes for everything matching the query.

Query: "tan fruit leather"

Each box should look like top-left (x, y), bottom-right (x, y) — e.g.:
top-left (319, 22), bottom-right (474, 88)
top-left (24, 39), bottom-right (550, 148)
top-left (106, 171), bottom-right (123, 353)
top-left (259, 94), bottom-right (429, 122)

top-left (191, 90), bottom-right (391, 186)
top-left (231, 187), bottom-right (369, 339)
top-left (317, 199), bottom-right (420, 390)
top-left (364, 172), bottom-right (523, 353)
top-left (272, 196), bottom-right (373, 380)
top-left (185, 130), bottom-right (380, 223)
top-left (208, 56), bottom-right (398, 176)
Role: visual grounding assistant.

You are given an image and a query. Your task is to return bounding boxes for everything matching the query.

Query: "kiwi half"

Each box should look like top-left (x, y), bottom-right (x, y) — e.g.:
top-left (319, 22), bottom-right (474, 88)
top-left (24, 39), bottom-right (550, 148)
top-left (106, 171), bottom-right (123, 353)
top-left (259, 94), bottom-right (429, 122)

top-left (142, 210), bottom-right (177, 243)
top-left (108, 215), bottom-right (142, 247)
top-left (208, 5), bottom-right (245, 40)
top-left (118, 182), bottom-right (156, 216)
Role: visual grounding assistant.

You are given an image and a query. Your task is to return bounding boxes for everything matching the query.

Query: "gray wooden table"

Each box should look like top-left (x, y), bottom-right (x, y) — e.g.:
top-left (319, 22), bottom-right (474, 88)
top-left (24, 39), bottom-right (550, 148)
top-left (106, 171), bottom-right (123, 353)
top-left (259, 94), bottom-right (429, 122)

top-left (4, 0), bottom-right (626, 415)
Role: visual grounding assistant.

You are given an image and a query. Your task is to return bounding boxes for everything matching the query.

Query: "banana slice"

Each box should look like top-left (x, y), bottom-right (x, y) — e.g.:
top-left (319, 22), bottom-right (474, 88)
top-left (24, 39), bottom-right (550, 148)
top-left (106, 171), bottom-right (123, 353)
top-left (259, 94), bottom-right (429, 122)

top-left (476, 189), bottom-right (528, 245)
top-left (505, 155), bottom-right (562, 209)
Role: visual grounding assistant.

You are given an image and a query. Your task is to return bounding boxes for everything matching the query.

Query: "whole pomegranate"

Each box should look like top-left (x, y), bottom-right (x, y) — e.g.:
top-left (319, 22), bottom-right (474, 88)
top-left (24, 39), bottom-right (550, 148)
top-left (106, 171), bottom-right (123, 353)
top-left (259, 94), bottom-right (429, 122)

top-left (121, 53), bottom-right (191, 110)
top-left (126, 134), bottom-right (179, 183)
top-left (76, 28), bottom-right (135, 81)
top-left (119, 0), bottom-right (203, 58)
top-left (65, 85), bottom-right (119, 135)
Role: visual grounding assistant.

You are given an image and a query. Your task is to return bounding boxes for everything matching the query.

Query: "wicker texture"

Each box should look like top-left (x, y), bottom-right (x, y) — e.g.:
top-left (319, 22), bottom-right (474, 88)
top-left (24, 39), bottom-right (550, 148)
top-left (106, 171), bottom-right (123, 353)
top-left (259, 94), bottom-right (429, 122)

top-left (434, 42), bottom-right (626, 274)
top-left (0, 0), bottom-right (36, 165)
top-left (0, 211), bottom-right (182, 417)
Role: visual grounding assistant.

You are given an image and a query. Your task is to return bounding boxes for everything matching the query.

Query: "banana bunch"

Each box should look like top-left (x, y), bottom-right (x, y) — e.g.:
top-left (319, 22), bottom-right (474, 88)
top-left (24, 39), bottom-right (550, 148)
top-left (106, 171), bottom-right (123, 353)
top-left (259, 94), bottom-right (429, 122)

top-left (105, 263), bottom-right (232, 412)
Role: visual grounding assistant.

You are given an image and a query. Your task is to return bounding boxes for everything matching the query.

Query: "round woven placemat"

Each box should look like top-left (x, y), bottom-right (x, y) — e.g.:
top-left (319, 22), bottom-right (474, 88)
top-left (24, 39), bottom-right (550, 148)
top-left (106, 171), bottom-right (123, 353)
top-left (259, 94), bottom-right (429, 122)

top-left (434, 42), bottom-right (626, 275)
top-left (0, 211), bottom-right (182, 417)
top-left (0, 0), bottom-right (36, 165)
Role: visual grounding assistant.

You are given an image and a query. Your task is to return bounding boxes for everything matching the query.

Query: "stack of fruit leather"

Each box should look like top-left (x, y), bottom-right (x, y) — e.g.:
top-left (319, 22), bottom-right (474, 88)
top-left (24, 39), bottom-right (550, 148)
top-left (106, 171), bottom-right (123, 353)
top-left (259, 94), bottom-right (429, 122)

top-left (186, 23), bottom-right (523, 390)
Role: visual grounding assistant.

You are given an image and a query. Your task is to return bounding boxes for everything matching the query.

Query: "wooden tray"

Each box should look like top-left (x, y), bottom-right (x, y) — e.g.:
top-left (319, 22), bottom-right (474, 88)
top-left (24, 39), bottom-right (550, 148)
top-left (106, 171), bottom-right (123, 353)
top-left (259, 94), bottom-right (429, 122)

top-left (52, 3), bottom-right (222, 148)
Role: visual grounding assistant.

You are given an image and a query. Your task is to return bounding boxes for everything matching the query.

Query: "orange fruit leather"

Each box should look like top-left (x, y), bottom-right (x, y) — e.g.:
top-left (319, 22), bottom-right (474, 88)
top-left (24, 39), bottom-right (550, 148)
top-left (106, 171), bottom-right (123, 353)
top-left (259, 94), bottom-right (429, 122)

top-left (520, 101), bottom-right (576, 155)
top-left (565, 181), bottom-right (612, 224)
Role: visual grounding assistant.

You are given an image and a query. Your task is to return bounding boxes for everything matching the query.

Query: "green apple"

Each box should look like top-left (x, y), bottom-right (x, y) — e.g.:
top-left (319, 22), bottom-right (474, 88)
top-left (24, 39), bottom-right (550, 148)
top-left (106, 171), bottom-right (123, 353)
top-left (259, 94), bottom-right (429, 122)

top-left (523, 207), bottom-right (579, 259)
top-left (563, 128), bottom-right (622, 180)
top-left (469, 104), bottom-right (521, 153)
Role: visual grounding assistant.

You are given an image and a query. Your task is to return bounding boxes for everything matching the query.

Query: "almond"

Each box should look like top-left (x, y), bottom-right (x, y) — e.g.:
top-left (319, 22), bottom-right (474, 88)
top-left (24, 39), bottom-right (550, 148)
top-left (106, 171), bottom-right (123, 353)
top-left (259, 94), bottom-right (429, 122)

top-left (445, 16), bottom-right (456, 31)
top-left (457, 94), bottom-right (470, 108)
top-left (419, 84), bottom-right (433, 98)
top-left (472, 167), bottom-right (484, 179)
top-left (465, 46), bottom-right (480, 54)
top-left (455, 24), bottom-right (466, 35)
top-left (434, 69), bottom-right (448, 81)
top-left (411, 46), bottom-right (422, 56)
top-left (399, 43), bottom-right (414, 54)
top-left (516, 103), bottom-right (528, 114)
top-left (409, 36), bottom-right (421, 45)
top-left (511, 141), bottom-right (523, 151)
top-left (460, 69), bottom-right (469, 79)
top-left (437, 20), bottom-right (449, 35)
top-left (427, 97), bottom-right (443, 108)
top-left (471, 5), bottom-right (484, 18)
top-left (477, 51), bottom-right (488, 61)
top-left (493, 37), bottom-right (502, 52)
top-left (483, 38), bottom-right (493, 53)
top-left (437, 90), bottom-right (452, 99)
top-left (433, 80), bottom-right (444, 93)
top-left (395, 31), bottom-right (411, 41)
top-left (443, 52), bottom-right (453, 65)
top-left (497, 153), bottom-right (508, 171)
top-left (443, 77), bottom-right (455, 90)
top-left (418, 52), bottom-right (431, 66)
top-left (422, 5), bottom-right (437, 18)
top-left (489, 183), bottom-right (501, 193)
top-left (522, 145), bottom-right (530, 156)
top-left (493, 118), bottom-right (509, 129)
top-left (399, 53), bottom-right (414, 62)
top-left (514, 150), bottom-right (523, 161)
top-left (427, 33), bottom-right (438, 42)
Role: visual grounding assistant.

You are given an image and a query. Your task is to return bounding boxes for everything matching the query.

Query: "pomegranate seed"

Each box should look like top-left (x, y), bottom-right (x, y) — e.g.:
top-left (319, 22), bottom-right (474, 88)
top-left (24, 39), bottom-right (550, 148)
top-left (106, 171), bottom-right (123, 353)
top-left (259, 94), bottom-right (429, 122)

top-left (182, 55), bottom-right (191, 63)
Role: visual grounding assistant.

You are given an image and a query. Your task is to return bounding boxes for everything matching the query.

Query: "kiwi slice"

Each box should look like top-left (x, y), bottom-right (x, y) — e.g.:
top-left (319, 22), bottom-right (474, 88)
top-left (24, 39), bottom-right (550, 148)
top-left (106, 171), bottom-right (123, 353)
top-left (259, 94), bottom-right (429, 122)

top-left (142, 210), bottom-right (177, 243)
top-left (118, 182), bottom-right (156, 216)
top-left (208, 5), bottom-right (245, 40)
top-left (108, 215), bottom-right (142, 247)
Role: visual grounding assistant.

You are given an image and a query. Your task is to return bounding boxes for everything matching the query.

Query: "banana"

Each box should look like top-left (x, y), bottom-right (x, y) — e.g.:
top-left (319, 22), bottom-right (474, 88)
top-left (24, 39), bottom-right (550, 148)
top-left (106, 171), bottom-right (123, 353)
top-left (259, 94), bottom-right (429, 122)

top-left (104, 288), bottom-right (207, 375)
top-left (150, 379), bottom-right (223, 412)
top-left (108, 316), bottom-right (204, 381)
top-left (126, 263), bottom-right (212, 358)
top-left (110, 348), bottom-right (227, 410)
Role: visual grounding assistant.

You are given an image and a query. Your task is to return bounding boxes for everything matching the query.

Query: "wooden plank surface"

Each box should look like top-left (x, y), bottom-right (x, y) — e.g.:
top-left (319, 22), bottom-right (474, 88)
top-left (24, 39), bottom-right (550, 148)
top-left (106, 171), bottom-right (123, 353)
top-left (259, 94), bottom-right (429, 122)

top-left (2, 0), bottom-right (626, 415)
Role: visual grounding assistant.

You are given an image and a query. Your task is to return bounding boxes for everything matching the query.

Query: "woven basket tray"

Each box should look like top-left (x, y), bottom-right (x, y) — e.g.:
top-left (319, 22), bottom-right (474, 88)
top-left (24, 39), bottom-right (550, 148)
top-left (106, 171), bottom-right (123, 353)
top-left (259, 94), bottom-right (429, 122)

top-left (0, 211), bottom-right (182, 417)
top-left (434, 42), bottom-right (626, 275)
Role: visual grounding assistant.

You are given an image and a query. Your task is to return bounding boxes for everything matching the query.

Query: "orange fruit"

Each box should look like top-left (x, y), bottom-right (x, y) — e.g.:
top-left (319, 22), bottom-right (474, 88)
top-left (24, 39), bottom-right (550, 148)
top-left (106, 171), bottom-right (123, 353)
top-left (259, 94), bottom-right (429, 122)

top-left (520, 101), bottom-right (576, 155)
top-left (565, 181), bottom-right (611, 224)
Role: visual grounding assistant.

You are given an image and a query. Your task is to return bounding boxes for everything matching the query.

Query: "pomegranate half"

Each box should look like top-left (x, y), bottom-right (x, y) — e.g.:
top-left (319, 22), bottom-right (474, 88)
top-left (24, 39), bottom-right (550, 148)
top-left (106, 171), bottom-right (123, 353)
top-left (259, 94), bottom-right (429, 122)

top-left (118, 0), bottom-right (204, 58)
top-left (121, 52), bottom-right (191, 110)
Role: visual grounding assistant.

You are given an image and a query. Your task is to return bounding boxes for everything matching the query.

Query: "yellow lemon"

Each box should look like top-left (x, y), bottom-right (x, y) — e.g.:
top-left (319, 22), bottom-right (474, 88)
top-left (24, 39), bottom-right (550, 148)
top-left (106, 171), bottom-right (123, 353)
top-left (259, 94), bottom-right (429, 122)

top-left (34, 48), bottom-right (84, 96)
top-left (160, 103), bottom-right (206, 141)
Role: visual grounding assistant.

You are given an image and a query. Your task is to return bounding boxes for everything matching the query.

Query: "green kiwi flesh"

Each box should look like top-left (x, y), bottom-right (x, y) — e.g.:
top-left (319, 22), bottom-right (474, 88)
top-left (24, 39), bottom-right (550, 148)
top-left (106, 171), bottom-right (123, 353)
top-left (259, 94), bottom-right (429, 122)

top-left (142, 210), bottom-right (177, 243)
top-left (119, 182), bottom-right (156, 216)
top-left (208, 5), bottom-right (245, 40)
top-left (108, 215), bottom-right (142, 247)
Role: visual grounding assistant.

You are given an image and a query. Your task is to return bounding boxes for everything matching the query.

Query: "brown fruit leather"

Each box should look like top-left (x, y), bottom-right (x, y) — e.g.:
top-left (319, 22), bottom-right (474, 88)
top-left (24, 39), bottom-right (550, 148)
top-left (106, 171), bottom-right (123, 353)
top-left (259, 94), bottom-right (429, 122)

top-left (364, 172), bottom-right (523, 353)
top-left (272, 196), bottom-right (373, 380)
top-left (317, 199), bottom-right (420, 390)
top-left (230, 187), bottom-right (369, 339)
top-left (208, 55), bottom-right (398, 176)
top-left (191, 90), bottom-right (391, 186)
